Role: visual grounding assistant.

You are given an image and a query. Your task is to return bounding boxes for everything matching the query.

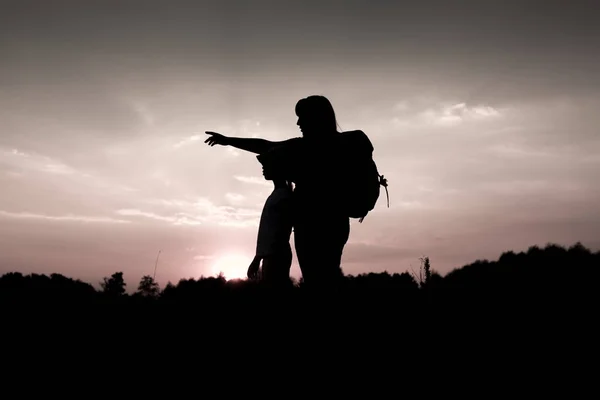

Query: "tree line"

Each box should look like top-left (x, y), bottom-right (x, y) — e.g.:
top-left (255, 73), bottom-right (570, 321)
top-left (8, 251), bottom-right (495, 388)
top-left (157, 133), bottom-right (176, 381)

top-left (0, 242), bottom-right (596, 312)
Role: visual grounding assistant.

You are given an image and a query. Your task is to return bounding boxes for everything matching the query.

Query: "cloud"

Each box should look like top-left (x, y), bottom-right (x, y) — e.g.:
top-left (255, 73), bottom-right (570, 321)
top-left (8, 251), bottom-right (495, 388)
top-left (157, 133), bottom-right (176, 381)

top-left (234, 175), bottom-right (271, 187)
top-left (484, 143), bottom-right (557, 159)
top-left (227, 147), bottom-right (240, 157)
top-left (225, 192), bottom-right (246, 205)
top-left (237, 118), bottom-right (262, 135)
top-left (0, 210), bottom-right (131, 224)
top-left (390, 200), bottom-right (425, 210)
top-left (130, 100), bottom-right (155, 127)
top-left (43, 163), bottom-right (76, 175)
top-left (193, 255), bottom-right (216, 261)
top-left (115, 209), bottom-right (203, 226)
top-left (173, 134), bottom-right (202, 149)
top-left (419, 102), bottom-right (502, 126)
top-left (0, 147), bottom-right (77, 175)
top-left (394, 101), bottom-right (409, 111)
top-left (391, 100), bottom-right (503, 128)
top-left (4, 171), bottom-right (23, 179)
top-left (0, 146), bottom-right (139, 198)
top-left (121, 196), bottom-right (262, 228)
top-left (188, 197), bottom-right (262, 227)
top-left (10, 149), bottom-right (26, 157)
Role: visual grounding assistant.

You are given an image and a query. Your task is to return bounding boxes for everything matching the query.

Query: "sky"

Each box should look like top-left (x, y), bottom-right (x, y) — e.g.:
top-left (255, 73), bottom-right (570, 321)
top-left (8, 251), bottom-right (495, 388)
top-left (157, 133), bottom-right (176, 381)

top-left (1, 0), bottom-right (599, 289)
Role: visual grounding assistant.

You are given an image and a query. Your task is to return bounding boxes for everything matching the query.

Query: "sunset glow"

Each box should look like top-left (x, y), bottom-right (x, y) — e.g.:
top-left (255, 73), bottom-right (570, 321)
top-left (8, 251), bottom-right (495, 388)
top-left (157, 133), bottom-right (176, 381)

top-left (210, 254), bottom-right (250, 281)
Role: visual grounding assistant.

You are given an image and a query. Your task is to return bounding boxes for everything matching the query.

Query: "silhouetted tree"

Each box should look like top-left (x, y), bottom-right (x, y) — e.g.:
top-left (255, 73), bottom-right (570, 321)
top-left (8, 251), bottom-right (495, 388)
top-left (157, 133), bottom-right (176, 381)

top-left (423, 256), bottom-right (431, 283)
top-left (414, 256), bottom-right (434, 288)
top-left (137, 275), bottom-right (160, 297)
top-left (100, 272), bottom-right (126, 296)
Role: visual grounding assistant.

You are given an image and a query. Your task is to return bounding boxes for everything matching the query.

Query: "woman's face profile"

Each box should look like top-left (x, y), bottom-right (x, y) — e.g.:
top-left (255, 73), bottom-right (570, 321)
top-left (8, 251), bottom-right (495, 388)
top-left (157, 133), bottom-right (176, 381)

top-left (296, 115), bottom-right (319, 138)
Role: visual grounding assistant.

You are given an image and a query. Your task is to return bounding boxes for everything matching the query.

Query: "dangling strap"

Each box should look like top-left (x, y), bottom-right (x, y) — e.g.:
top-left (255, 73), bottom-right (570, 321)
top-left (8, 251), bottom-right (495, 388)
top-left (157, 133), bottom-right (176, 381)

top-left (359, 174), bottom-right (389, 224)
top-left (379, 174), bottom-right (389, 208)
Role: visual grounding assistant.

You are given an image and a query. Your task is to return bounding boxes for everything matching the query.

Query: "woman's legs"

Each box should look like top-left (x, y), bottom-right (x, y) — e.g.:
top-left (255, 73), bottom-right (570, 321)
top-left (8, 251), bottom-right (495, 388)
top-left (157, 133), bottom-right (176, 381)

top-left (294, 216), bottom-right (350, 289)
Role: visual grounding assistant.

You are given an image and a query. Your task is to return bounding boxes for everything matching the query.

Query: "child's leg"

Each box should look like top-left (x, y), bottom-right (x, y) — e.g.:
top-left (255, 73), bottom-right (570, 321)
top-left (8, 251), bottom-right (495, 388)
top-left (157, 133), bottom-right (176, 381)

top-left (261, 245), bottom-right (292, 286)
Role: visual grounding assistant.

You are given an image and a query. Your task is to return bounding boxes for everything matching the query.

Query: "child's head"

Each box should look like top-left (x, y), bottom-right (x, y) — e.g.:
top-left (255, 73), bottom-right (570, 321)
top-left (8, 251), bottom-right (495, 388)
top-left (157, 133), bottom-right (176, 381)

top-left (257, 150), bottom-right (286, 182)
top-left (264, 167), bottom-right (292, 190)
top-left (261, 161), bottom-right (278, 181)
top-left (258, 158), bottom-right (292, 190)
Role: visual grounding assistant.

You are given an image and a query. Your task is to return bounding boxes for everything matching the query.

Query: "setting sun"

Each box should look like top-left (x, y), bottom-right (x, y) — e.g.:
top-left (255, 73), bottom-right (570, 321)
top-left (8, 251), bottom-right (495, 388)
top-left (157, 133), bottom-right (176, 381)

top-left (210, 254), bottom-right (250, 280)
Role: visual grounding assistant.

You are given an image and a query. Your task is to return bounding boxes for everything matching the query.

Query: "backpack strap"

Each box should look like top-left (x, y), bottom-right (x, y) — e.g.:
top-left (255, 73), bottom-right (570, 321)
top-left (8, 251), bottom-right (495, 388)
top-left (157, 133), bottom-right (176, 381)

top-left (358, 174), bottom-right (389, 223)
top-left (379, 174), bottom-right (389, 208)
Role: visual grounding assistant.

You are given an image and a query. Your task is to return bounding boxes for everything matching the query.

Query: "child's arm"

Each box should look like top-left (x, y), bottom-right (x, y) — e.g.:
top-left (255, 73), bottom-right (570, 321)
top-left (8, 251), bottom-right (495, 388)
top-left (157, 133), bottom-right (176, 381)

top-left (247, 255), bottom-right (262, 280)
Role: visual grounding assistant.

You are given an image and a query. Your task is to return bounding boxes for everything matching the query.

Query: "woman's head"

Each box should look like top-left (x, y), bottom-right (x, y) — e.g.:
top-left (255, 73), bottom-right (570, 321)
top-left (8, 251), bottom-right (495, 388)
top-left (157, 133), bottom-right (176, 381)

top-left (295, 95), bottom-right (340, 139)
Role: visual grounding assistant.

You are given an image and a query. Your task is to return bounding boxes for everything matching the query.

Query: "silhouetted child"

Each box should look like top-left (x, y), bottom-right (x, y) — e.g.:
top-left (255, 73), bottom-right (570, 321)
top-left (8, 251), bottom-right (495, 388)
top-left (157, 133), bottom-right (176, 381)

top-left (247, 153), bottom-right (294, 287)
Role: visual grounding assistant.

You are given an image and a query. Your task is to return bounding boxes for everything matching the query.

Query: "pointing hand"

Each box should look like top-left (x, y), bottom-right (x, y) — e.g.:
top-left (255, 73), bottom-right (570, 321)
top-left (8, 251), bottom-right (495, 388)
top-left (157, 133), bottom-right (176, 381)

top-left (204, 131), bottom-right (230, 147)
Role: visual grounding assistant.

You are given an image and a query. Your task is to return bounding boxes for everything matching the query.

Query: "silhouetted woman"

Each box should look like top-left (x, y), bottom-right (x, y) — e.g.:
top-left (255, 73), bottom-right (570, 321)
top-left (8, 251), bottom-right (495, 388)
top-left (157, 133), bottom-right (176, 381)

top-left (205, 95), bottom-right (350, 289)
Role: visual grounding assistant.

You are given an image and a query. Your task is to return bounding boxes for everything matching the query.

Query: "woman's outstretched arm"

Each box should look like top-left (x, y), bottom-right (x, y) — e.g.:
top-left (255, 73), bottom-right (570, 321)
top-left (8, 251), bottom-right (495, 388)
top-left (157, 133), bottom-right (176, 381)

top-left (205, 131), bottom-right (291, 154)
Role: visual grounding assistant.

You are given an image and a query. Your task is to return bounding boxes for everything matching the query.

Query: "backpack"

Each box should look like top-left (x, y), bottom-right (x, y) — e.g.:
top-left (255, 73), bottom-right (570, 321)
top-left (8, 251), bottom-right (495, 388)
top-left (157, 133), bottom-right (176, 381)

top-left (336, 130), bottom-right (389, 222)
top-left (256, 132), bottom-right (389, 222)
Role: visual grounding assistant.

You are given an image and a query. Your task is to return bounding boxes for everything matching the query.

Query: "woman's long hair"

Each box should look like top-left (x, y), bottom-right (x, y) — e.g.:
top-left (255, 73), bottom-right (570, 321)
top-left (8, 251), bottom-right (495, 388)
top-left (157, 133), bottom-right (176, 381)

top-left (295, 95), bottom-right (342, 133)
